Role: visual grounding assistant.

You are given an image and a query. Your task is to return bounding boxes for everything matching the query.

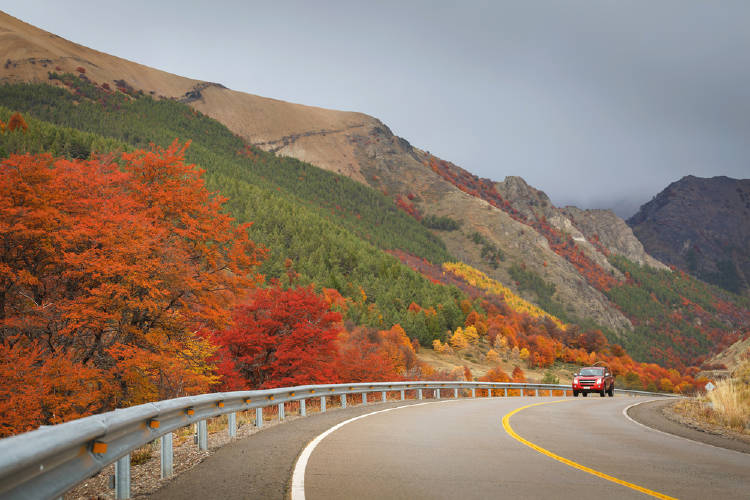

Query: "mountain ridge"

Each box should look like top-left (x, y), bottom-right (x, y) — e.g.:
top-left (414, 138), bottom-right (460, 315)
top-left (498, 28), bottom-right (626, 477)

top-left (3, 10), bottom-right (748, 368)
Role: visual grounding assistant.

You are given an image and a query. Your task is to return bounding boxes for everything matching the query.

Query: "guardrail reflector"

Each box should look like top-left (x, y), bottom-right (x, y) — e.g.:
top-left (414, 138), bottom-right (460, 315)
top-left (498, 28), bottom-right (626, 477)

top-left (186, 408), bottom-right (195, 416)
top-left (268, 395), bottom-right (274, 400)
top-left (310, 390), bottom-right (315, 394)
top-left (92, 441), bottom-right (107, 454)
top-left (149, 420), bottom-right (160, 429)
top-left (217, 402), bottom-right (224, 408)
top-left (290, 392), bottom-right (295, 396)
top-left (244, 398), bottom-right (252, 404)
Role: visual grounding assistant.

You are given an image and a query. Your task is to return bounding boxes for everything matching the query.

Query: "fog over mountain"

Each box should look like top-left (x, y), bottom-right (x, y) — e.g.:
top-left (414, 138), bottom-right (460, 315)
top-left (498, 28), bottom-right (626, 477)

top-left (6, 1), bottom-right (750, 216)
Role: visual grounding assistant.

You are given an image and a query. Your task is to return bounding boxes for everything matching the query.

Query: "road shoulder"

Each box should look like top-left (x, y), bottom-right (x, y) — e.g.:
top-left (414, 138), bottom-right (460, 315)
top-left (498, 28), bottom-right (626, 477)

top-left (627, 399), bottom-right (750, 454)
top-left (146, 399), bottom-right (430, 500)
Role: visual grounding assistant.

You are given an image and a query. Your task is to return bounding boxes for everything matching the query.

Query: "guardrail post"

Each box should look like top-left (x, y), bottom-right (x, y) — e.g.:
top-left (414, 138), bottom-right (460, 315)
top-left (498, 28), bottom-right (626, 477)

top-left (418, 389), bottom-right (423, 400)
top-left (471, 388), bottom-right (476, 398)
top-left (436, 388), bottom-right (441, 399)
top-left (362, 392), bottom-right (367, 405)
top-left (160, 433), bottom-right (173, 479)
top-left (504, 387), bottom-right (508, 397)
top-left (535, 388), bottom-right (539, 397)
top-left (320, 396), bottom-right (326, 412)
top-left (520, 388), bottom-right (524, 396)
top-left (228, 412), bottom-right (237, 437)
top-left (256, 407), bottom-right (263, 428)
top-left (341, 394), bottom-right (347, 408)
top-left (454, 388), bottom-right (458, 398)
top-left (300, 399), bottom-right (307, 416)
top-left (197, 420), bottom-right (208, 450)
top-left (278, 402), bottom-right (285, 420)
top-left (382, 391), bottom-right (387, 402)
top-left (114, 454), bottom-right (130, 499)
top-left (400, 389), bottom-right (405, 400)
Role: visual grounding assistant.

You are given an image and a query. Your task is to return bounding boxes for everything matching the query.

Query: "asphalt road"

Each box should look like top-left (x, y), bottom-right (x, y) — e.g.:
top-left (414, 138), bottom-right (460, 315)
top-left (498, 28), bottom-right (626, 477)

top-left (150, 396), bottom-right (750, 499)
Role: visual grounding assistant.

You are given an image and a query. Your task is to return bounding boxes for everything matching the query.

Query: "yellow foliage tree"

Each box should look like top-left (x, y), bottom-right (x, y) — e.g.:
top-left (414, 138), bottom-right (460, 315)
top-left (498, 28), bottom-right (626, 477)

top-left (443, 262), bottom-right (565, 328)
top-left (463, 325), bottom-right (479, 345)
top-left (449, 327), bottom-right (469, 350)
top-left (511, 346), bottom-right (520, 360)
top-left (486, 349), bottom-right (501, 364)
top-left (432, 339), bottom-right (451, 353)
top-left (519, 347), bottom-right (530, 361)
top-left (494, 335), bottom-right (508, 349)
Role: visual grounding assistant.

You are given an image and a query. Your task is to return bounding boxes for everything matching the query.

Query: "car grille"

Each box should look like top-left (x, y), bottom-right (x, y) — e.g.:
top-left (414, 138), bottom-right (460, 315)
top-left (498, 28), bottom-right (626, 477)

top-left (579, 378), bottom-right (597, 387)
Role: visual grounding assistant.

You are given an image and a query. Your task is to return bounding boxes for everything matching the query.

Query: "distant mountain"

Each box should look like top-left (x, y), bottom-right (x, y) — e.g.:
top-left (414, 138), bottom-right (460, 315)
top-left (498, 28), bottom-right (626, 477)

top-left (628, 176), bottom-right (750, 295)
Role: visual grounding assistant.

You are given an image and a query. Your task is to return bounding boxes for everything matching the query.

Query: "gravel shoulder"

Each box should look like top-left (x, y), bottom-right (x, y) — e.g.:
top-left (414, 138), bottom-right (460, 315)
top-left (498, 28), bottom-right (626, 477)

top-left (627, 399), bottom-right (750, 454)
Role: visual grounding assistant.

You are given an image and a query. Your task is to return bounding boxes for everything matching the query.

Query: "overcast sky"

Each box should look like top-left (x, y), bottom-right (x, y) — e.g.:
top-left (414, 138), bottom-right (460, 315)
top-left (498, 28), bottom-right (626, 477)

top-left (6, 1), bottom-right (750, 217)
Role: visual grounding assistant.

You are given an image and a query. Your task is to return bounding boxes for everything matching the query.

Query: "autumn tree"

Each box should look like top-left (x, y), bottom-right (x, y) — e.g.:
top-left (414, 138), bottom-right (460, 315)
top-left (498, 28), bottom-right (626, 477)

top-left (512, 365), bottom-right (526, 382)
top-left (0, 335), bottom-right (112, 437)
top-left (0, 142), bottom-right (264, 422)
top-left (210, 285), bottom-right (341, 389)
top-left (0, 112), bottom-right (28, 135)
top-left (480, 366), bottom-right (510, 383)
top-left (336, 326), bottom-right (407, 382)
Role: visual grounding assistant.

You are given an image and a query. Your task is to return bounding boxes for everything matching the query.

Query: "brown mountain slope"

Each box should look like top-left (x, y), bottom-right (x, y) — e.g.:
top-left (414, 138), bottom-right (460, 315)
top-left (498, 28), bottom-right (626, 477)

top-left (0, 10), bottom-right (662, 335)
top-left (0, 11), bottom-right (374, 182)
top-left (628, 175), bottom-right (750, 295)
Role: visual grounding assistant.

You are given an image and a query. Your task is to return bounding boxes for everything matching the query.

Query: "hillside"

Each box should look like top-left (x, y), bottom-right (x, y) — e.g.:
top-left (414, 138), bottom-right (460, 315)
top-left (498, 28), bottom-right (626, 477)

top-left (0, 87), bottom-right (467, 349)
top-left (2, 10), bottom-right (749, 369)
top-left (0, 11), bottom-right (376, 182)
top-left (628, 175), bottom-right (750, 296)
top-left (0, 9), bottom-right (639, 334)
top-left (701, 336), bottom-right (750, 380)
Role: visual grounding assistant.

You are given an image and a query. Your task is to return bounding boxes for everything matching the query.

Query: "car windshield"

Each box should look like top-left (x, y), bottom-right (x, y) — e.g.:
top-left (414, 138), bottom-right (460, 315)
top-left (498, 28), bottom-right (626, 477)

top-left (579, 368), bottom-right (604, 376)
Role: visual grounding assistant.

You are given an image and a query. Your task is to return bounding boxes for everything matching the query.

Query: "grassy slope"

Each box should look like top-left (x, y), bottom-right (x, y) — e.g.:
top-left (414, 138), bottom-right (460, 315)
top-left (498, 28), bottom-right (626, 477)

top-left (0, 81), bottom-right (465, 344)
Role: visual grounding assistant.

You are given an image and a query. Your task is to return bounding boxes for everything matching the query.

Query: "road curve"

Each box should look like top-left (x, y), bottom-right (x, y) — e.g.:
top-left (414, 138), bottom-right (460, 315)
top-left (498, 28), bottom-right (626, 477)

top-left (148, 396), bottom-right (749, 499)
top-left (301, 397), bottom-right (749, 500)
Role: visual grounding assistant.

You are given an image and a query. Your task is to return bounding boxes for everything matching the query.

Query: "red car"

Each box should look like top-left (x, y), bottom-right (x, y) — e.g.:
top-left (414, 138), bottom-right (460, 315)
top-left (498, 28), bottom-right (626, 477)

top-left (572, 366), bottom-right (614, 397)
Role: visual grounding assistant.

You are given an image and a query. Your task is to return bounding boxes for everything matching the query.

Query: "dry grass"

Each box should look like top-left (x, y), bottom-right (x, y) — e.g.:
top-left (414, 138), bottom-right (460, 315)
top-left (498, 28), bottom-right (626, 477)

top-left (707, 378), bottom-right (749, 430)
top-left (673, 360), bottom-right (750, 435)
top-left (130, 444), bottom-right (154, 466)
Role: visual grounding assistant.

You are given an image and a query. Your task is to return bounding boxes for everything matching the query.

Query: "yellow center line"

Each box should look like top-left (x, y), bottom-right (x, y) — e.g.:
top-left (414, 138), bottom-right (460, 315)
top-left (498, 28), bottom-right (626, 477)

top-left (502, 400), bottom-right (677, 500)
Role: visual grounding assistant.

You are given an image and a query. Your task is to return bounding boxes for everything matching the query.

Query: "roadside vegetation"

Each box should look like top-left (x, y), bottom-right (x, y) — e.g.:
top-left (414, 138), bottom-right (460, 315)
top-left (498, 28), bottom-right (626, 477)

top-left (673, 358), bottom-right (750, 436)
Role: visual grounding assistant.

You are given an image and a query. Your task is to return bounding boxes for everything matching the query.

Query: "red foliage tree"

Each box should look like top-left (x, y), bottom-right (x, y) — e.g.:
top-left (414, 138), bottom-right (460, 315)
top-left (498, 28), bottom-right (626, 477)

top-left (336, 327), bottom-right (404, 382)
top-left (210, 286), bottom-right (341, 389)
top-left (0, 336), bottom-right (112, 437)
top-left (0, 143), bottom-right (264, 425)
top-left (6, 112), bottom-right (28, 133)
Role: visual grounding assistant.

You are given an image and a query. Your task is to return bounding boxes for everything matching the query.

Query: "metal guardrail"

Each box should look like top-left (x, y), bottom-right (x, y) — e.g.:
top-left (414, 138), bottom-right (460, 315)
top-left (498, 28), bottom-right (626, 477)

top-left (0, 381), bottom-right (677, 499)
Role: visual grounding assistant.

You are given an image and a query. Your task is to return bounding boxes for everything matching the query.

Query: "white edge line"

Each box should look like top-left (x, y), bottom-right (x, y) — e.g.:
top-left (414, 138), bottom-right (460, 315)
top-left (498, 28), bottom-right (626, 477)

top-left (622, 399), bottom-right (749, 456)
top-left (290, 399), bottom-right (461, 500)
